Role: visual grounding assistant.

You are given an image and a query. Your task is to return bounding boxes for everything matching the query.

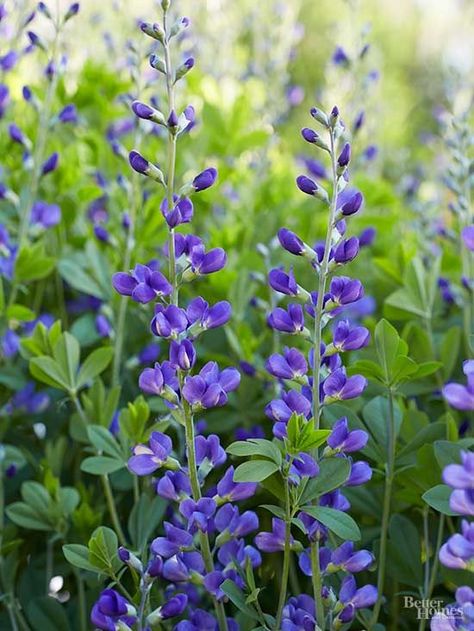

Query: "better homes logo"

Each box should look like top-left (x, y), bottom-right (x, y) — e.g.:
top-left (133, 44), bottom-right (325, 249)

top-left (403, 597), bottom-right (462, 621)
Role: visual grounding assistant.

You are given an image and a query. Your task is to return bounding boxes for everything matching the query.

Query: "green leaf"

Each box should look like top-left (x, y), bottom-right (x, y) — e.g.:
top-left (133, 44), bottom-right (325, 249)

top-left (77, 347), bottom-right (114, 388)
top-left (375, 318), bottom-right (401, 381)
top-left (87, 425), bottom-right (122, 459)
top-left (227, 439), bottom-right (282, 465)
top-left (6, 304), bottom-right (36, 321)
top-left (300, 506), bottom-right (361, 540)
top-left (440, 327), bottom-right (461, 380)
top-left (62, 544), bottom-right (98, 572)
top-left (6, 502), bottom-right (53, 531)
top-left (434, 440), bottom-right (474, 470)
top-left (88, 526), bottom-right (120, 574)
top-left (260, 504), bottom-right (286, 520)
top-left (422, 485), bottom-right (459, 516)
top-left (15, 243), bottom-right (55, 282)
top-left (128, 495), bottom-right (167, 552)
top-left (53, 332), bottom-right (80, 389)
top-left (397, 421), bottom-right (446, 460)
top-left (81, 456), bottom-right (125, 475)
top-left (233, 460), bottom-right (280, 483)
top-left (220, 579), bottom-right (260, 621)
top-left (27, 596), bottom-right (70, 631)
top-left (299, 458), bottom-right (351, 504)
top-left (30, 356), bottom-right (70, 390)
top-left (387, 514), bottom-right (423, 586)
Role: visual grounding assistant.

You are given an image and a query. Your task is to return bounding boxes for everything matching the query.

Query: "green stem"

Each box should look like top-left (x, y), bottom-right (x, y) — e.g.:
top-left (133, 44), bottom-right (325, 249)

top-left (72, 396), bottom-right (127, 546)
top-left (74, 569), bottom-right (87, 631)
top-left (310, 541), bottom-right (325, 629)
top-left (418, 515), bottom-right (445, 631)
top-left (275, 477), bottom-right (292, 629)
top-left (369, 387), bottom-right (396, 628)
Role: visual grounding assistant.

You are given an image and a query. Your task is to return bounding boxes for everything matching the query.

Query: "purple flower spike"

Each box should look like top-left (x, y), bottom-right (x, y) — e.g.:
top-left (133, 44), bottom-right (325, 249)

top-left (278, 227), bottom-right (306, 256)
top-left (443, 360), bottom-right (474, 411)
top-left (296, 175), bottom-right (318, 196)
top-left (462, 226), bottom-right (474, 251)
top-left (332, 320), bottom-right (370, 352)
top-left (112, 264), bottom-right (172, 303)
top-left (327, 417), bottom-right (368, 453)
top-left (266, 347), bottom-right (308, 380)
top-left (41, 152), bottom-right (59, 176)
top-left (323, 368), bottom-right (367, 403)
top-left (193, 167), bottom-right (217, 192)
top-left (340, 191), bottom-right (363, 216)
top-left (91, 589), bottom-right (136, 631)
top-left (267, 304), bottom-right (305, 334)
top-left (128, 431), bottom-right (175, 476)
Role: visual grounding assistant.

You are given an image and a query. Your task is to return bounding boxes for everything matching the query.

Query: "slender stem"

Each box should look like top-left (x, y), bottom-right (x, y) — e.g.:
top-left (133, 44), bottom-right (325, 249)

top-left (418, 515), bottom-right (445, 631)
top-left (310, 541), bottom-right (325, 629)
top-left (74, 569), bottom-right (87, 631)
top-left (137, 583), bottom-right (150, 631)
top-left (72, 396), bottom-right (127, 546)
top-left (275, 477), bottom-right (292, 629)
top-left (422, 508), bottom-right (430, 597)
top-left (370, 387), bottom-right (396, 628)
top-left (45, 538), bottom-right (54, 593)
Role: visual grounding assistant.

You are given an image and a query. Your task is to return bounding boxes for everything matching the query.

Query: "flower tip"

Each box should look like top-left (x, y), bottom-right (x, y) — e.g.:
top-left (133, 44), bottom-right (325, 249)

top-left (129, 150), bottom-right (148, 174)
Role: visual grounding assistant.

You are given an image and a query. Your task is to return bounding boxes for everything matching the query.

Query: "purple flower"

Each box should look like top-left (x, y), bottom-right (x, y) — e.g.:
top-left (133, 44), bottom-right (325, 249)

top-left (328, 276), bottom-right (364, 306)
top-left (90, 589), bottom-right (136, 631)
top-left (215, 504), bottom-right (259, 538)
top-left (7, 382), bottom-right (50, 415)
top-left (95, 314), bottom-right (111, 338)
top-left (346, 460), bottom-right (372, 486)
top-left (9, 124), bottom-right (26, 145)
top-left (195, 434), bottom-right (226, 467)
top-left (267, 304), bottom-right (305, 334)
top-left (113, 264), bottom-right (172, 304)
top-left (0, 51), bottom-right (17, 72)
top-left (188, 245), bottom-right (227, 276)
top-left (58, 104), bottom-right (78, 123)
top-left (443, 451), bottom-right (474, 490)
top-left (281, 594), bottom-right (316, 631)
top-left (332, 320), bottom-right (370, 352)
top-left (131, 100), bottom-right (156, 120)
top-left (301, 128), bottom-right (319, 144)
top-left (328, 541), bottom-right (374, 573)
top-left (182, 361), bottom-right (240, 410)
top-left (186, 297), bottom-right (231, 331)
top-left (138, 361), bottom-right (178, 401)
top-left (160, 195), bottom-right (193, 227)
top-left (31, 200), bottom-right (61, 228)
top-left (335, 575), bottom-right (377, 625)
top-left (180, 498), bottom-right (216, 532)
top-left (128, 431), bottom-right (176, 476)
top-left (151, 522), bottom-right (194, 558)
top-left (129, 150), bottom-right (149, 174)
top-left (1, 329), bottom-right (20, 358)
top-left (359, 227), bottom-right (376, 247)
top-left (151, 304), bottom-right (188, 338)
top-left (439, 520), bottom-right (474, 569)
top-left (266, 347), bottom-right (308, 380)
top-left (296, 175), bottom-right (318, 196)
top-left (289, 452), bottom-right (319, 483)
top-left (443, 361), bottom-right (474, 411)
top-left (462, 226), bottom-right (474, 251)
top-left (255, 518), bottom-right (294, 552)
top-left (323, 368), bottom-right (367, 402)
top-left (268, 268), bottom-right (302, 297)
top-left (278, 228), bottom-right (306, 256)
top-left (41, 152), bottom-right (59, 176)
top-left (217, 466), bottom-right (257, 501)
top-left (169, 339), bottom-right (196, 371)
top-left (326, 417), bottom-right (368, 453)
top-left (332, 46), bottom-right (350, 66)
top-left (94, 224), bottom-right (110, 243)
top-left (337, 143), bottom-right (351, 168)
top-left (193, 167), bottom-right (217, 192)
top-left (154, 594), bottom-right (188, 621)
top-left (157, 470), bottom-right (192, 501)
top-left (333, 237), bottom-right (359, 264)
top-left (340, 191), bottom-right (363, 216)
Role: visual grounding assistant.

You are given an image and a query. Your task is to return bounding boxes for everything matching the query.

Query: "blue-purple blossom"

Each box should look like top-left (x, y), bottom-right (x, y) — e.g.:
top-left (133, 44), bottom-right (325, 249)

top-left (151, 304), bottom-right (188, 338)
top-left (113, 264), bottom-right (172, 303)
top-left (334, 575), bottom-right (377, 625)
top-left (195, 434), bottom-right (226, 467)
top-left (138, 361), bottom-right (179, 401)
top-left (326, 417), bottom-right (368, 453)
top-left (255, 518), bottom-right (295, 552)
top-left (332, 320), bottom-right (370, 352)
top-left (128, 431), bottom-right (177, 475)
top-left (443, 361), bottom-right (474, 411)
top-left (462, 226), bottom-right (474, 251)
top-left (439, 520), bottom-right (474, 569)
top-left (90, 589), bottom-right (136, 631)
top-left (41, 152), bottom-right (59, 175)
top-left (193, 167), bottom-right (217, 192)
top-left (268, 304), bottom-right (305, 334)
top-left (182, 362), bottom-right (240, 410)
top-left (323, 368), bottom-right (367, 403)
top-left (281, 594), bottom-right (316, 631)
top-left (160, 195), bottom-right (193, 227)
top-left (266, 347), bottom-right (308, 380)
top-left (186, 297), bottom-right (231, 331)
top-left (217, 466), bottom-right (257, 501)
top-left (31, 200), bottom-right (61, 228)
top-left (180, 497), bottom-right (216, 532)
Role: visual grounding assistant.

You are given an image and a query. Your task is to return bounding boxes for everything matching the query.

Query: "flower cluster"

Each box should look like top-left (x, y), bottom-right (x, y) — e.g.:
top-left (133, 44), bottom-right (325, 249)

top-left (431, 450), bottom-right (474, 630)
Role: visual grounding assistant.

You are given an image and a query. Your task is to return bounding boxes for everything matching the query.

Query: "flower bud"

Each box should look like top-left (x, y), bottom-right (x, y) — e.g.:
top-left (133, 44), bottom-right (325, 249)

top-left (149, 54), bottom-right (166, 74)
top-left (41, 152), bottom-right (59, 176)
top-left (329, 105), bottom-right (339, 127)
top-left (175, 57), bottom-right (194, 82)
top-left (131, 100), bottom-right (165, 125)
top-left (296, 175), bottom-right (317, 196)
top-left (193, 167), bottom-right (217, 192)
top-left (337, 143), bottom-right (351, 169)
top-left (38, 2), bottom-right (52, 19)
top-left (140, 22), bottom-right (165, 42)
top-left (301, 128), bottom-right (330, 152)
top-left (27, 31), bottom-right (47, 51)
top-left (64, 2), bottom-right (80, 22)
top-left (129, 151), bottom-right (165, 184)
top-left (161, 0), bottom-right (171, 10)
top-left (169, 16), bottom-right (190, 38)
top-left (310, 107), bottom-right (328, 127)
top-left (167, 109), bottom-right (178, 129)
top-left (340, 192), bottom-right (363, 216)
